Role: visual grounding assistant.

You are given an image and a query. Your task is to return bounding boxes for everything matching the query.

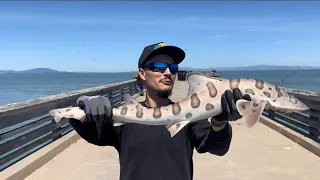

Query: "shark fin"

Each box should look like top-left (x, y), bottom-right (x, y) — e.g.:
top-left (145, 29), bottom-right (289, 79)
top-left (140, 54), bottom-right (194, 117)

top-left (236, 99), bottom-right (267, 128)
top-left (123, 93), bottom-right (141, 106)
top-left (186, 75), bottom-right (223, 97)
top-left (165, 120), bottom-right (190, 137)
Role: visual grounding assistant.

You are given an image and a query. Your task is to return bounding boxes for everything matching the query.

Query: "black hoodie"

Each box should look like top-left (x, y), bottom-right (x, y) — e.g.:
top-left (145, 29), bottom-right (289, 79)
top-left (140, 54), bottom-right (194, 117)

top-left (69, 100), bottom-right (232, 180)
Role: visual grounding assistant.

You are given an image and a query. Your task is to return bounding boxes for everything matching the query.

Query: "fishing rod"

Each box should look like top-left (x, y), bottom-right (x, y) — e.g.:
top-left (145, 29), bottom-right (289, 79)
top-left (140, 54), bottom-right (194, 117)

top-left (275, 66), bottom-right (302, 86)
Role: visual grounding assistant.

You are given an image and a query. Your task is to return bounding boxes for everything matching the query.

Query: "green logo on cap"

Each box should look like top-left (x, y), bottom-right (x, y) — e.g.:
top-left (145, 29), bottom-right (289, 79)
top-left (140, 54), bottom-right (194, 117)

top-left (154, 42), bottom-right (166, 50)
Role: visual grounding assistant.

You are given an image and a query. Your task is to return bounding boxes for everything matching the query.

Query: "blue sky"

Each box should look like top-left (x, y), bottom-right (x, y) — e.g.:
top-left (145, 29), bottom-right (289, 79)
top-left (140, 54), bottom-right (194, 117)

top-left (0, 1), bottom-right (319, 72)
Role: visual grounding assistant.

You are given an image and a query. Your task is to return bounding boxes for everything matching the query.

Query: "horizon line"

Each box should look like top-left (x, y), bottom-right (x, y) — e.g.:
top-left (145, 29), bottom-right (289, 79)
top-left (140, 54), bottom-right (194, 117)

top-left (1, 65), bottom-right (320, 74)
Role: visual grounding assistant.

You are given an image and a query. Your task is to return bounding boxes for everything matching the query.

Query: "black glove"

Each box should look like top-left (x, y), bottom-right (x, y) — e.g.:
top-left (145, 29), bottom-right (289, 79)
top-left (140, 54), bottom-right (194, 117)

top-left (212, 88), bottom-right (251, 123)
top-left (76, 95), bottom-right (113, 138)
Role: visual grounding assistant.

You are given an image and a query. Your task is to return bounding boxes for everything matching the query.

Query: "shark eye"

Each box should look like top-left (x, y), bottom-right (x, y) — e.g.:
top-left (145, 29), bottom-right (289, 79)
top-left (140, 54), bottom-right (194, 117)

top-left (290, 98), bottom-right (298, 104)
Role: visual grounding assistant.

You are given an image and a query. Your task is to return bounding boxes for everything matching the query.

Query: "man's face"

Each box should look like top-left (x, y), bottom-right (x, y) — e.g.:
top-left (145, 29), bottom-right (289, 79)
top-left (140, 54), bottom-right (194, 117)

top-left (139, 54), bottom-right (177, 98)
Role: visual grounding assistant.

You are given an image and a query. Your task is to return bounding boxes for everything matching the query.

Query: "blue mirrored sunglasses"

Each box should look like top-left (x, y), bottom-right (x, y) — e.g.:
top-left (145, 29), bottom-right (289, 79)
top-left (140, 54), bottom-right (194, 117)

top-left (142, 61), bottom-right (179, 73)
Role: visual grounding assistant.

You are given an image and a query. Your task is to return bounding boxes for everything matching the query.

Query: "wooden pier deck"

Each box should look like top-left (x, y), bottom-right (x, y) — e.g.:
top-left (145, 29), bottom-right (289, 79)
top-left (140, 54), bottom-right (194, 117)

top-left (18, 80), bottom-right (320, 180)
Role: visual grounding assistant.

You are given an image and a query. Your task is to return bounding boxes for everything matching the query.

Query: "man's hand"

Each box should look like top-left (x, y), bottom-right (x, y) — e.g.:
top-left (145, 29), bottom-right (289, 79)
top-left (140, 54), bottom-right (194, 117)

top-left (210, 88), bottom-right (251, 131)
top-left (77, 95), bottom-right (113, 123)
top-left (76, 95), bottom-right (113, 138)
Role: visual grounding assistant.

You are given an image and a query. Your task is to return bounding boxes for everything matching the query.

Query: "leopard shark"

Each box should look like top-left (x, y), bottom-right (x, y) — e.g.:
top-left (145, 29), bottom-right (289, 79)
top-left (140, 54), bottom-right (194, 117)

top-left (49, 74), bottom-right (309, 137)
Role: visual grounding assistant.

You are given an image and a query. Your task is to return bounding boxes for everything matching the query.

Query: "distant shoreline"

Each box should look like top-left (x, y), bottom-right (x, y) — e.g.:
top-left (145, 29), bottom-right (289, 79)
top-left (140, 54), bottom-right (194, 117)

top-left (1, 69), bottom-right (319, 106)
top-left (1, 66), bottom-right (320, 74)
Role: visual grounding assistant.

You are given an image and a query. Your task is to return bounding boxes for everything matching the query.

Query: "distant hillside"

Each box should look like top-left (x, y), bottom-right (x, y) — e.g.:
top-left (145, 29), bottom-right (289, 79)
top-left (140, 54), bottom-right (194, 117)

top-left (1, 65), bottom-right (319, 74)
top-left (179, 67), bottom-right (204, 71)
top-left (0, 68), bottom-right (61, 74)
top-left (180, 65), bottom-right (320, 71)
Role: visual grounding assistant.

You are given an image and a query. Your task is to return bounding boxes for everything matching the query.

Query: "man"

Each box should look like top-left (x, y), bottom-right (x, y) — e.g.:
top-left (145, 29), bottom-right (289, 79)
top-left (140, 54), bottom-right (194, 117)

top-left (69, 42), bottom-right (251, 180)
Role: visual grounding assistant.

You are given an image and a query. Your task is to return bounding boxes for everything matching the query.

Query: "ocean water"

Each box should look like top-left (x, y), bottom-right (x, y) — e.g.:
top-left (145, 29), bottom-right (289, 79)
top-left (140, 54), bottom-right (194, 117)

top-left (0, 69), bottom-right (319, 106)
top-left (220, 69), bottom-right (320, 92)
top-left (0, 72), bottom-right (133, 106)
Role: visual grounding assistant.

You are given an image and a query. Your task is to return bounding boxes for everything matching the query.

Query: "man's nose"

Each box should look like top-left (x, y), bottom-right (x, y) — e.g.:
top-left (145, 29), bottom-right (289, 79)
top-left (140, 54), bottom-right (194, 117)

top-left (163, 67), bottom-right (172, 75)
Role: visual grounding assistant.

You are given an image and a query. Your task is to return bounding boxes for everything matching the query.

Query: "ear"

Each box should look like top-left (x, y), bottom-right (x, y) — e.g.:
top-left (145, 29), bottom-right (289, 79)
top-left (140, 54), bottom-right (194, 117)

top-left (138, 68), bottom-right (146, 81)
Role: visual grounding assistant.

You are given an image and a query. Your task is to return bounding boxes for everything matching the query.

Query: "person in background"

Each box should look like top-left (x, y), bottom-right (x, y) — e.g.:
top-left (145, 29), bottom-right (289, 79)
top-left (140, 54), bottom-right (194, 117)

top-left (69, 42), bottom-right (251, 180)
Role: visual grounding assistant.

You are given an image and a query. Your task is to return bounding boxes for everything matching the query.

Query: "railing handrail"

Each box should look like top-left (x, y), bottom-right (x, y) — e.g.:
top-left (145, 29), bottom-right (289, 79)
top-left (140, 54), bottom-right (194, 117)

top-left (0, 79), bottom-right (139, 171)
top-left (0, 79), bottom-right (136, 112)
top-left (263, 86), bottom-right (320, 144)
top-left (282, 87), bottom-right (320, 97)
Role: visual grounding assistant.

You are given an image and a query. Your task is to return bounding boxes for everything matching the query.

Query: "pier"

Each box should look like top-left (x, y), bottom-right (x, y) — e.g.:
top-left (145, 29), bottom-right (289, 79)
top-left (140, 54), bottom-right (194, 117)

top-left (0, 74), bottom-right (319, 180)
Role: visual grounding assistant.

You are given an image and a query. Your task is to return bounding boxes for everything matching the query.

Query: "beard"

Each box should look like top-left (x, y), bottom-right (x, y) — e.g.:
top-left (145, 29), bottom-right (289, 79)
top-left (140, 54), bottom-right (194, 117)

top-left (157, 76), bottom-right (174, 98)
top-left (157, 89), bottom-right (172, 98)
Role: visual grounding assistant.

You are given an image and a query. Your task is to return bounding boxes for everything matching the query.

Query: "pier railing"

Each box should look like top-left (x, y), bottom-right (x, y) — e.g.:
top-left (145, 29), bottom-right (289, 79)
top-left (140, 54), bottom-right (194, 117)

top-left (262, 88), bottom-right (320, 144)
top-left (0, 80), bottom-right (139, 171)
top-left (188, 71), bottom-right (217, 77)
top-left (1, 74), bottom-right (319, 172)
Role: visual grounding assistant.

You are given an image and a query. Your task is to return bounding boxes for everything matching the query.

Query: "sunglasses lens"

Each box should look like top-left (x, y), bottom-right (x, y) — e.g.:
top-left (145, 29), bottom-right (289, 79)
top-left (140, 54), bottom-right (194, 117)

top-left (144, 61), bottom-right (178, 73)
top-left (169, 64), bottom-right (178, 73)
top-left (153, 62), bottom-right (168, 71)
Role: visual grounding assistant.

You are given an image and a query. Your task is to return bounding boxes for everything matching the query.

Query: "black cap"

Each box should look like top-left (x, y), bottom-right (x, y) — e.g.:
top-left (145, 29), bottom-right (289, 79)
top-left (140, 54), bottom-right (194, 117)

top-left (138, 42), bottom-right (185, 68)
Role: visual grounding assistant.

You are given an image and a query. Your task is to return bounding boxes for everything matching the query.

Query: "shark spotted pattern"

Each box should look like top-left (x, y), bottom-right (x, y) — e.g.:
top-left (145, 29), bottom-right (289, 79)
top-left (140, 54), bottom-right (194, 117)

top-left (185, 113), bottom-right (193, 119)
top-left (229, 79), bottom-right (240, 89)
top-left (206, 82), bottom-right (218, 98)
top-left (49, 74), bottom-right (309, 137)
top-left (191, 93), bottom-right (201, 108)
top-left (153, 107), bottom-right (162, 118)
top-left (263, 91), bottom-right (271, 98)
top-left (255, 80), bottom-right (264, 90)
top-left (136, 105), bottom-right (143, 118)
top-left (245, 89), bottom-right (255, 95)
top-left (276, 86), bottom-right (283, 97)
top-left (172, 103), bottom-right (181, 115)
top-left (205, 103), bottom-right (215, 111)
top-left (121, 106), bottom-right (128, 115)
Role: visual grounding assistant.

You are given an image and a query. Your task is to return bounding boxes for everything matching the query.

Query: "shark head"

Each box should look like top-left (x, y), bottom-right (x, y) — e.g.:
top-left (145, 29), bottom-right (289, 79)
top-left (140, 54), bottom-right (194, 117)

top-left (264, 90), bottom-right (309, 113)
top-left (247, 84), bottom-right (310, 114)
